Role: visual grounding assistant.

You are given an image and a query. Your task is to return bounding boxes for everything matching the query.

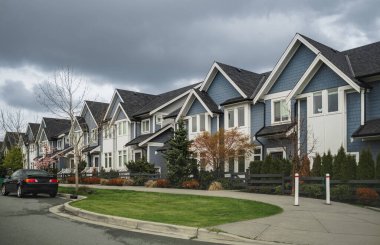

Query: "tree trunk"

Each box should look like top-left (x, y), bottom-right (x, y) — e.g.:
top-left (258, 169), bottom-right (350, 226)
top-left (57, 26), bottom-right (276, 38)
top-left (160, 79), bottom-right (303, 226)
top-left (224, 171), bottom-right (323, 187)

top-left (74, 148), bottom-right (79, 195)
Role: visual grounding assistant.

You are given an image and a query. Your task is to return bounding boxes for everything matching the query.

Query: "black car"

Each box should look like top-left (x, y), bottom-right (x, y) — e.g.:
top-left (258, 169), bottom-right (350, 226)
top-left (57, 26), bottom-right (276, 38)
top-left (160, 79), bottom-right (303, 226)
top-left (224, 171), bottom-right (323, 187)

top-left (1, 169), bottom-right (58, 198)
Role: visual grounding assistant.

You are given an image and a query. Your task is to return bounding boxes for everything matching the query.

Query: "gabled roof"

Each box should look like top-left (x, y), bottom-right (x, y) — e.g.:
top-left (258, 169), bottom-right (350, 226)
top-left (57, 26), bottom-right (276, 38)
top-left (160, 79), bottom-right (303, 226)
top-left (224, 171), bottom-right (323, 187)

top-left (133, 83), bottom-right (201, 117)
top-left (138, 124), bottom-right (174, 147)
top-left (125, 133), bottom-right (154, 146)
top-left (163, 108), bottom-right (181, 119)
top-left (85, 101), bottom-right (109, 126)
top-left (216, 62), bottom-right (267, 97)
top-left (352, 118), bottom-right (380, 138)
top-left (75, 116), bottom-right (88, 132)
top-left (42, 117), bottom-right (71, 140)
top-left (193, 89), bottom-right (222, 114)
top-left (116, 90), bottom-right (156, 118)
top-left (28, 123), bottom-right (40, 138)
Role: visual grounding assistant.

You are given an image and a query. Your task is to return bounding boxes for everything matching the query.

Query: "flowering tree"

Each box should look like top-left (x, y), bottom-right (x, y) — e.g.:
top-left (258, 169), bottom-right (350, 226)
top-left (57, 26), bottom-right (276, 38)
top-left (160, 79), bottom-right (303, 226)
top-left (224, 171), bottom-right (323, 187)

top-left (191, 128), bottom-right (255, 176)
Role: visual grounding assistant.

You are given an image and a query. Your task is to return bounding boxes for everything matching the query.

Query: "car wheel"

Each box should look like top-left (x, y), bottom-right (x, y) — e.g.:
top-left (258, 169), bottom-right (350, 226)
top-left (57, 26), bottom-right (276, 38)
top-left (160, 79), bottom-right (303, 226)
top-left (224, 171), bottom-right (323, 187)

top-left (49, 192), bottom-right (57, 198)
top-left (17, 185), bottom-right (24, 198)
top-left (1, 185), bottom-right (9, 196)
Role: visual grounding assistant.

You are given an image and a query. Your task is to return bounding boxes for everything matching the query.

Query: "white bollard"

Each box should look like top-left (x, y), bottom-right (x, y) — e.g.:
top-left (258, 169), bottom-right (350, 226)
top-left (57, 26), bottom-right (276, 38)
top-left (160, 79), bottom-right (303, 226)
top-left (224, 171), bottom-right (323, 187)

top-left (326, 173), bottom-right (331, 205)
top-left (294, 173), bottom-right (299, 206)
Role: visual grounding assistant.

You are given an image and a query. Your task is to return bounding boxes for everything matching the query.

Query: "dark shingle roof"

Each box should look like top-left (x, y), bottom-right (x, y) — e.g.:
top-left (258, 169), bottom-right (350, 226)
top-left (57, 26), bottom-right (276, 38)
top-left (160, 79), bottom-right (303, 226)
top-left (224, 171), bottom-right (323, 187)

top-left (132, 83), bottom-right (200, 117)
top-left (125, 133), bottom-right (154, 146)
top-left (29, 123), bottom-right (40, 137)
top-left (220, 96), bottom-right (252, 106)
top-left (85, 101), bottom-right (109, 125)
top-left (163, 108), bottom-right (181, 119)
top-left (116, 90), bottom-right (157, 118)
top-left (43, 118), bottom-right (71, 140)
top-left (216, 62), bottom-right (267, 97)
top-left (256, 123), bottom-right (295, 137)
top-left (300, 34), bottom-right (371, 88)
top-left (343, 41), bottom-right (380, 78)
top-left (193, 89), bottom-right (222, 113)
top-left (352, 118), bottom-right (380, 138)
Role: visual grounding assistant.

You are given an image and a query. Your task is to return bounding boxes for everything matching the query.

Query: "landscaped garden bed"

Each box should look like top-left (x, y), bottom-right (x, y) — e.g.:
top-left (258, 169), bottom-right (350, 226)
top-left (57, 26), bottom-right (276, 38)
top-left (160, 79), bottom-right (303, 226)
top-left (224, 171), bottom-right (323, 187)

top-left (59, 187), bottom-right (282, 227)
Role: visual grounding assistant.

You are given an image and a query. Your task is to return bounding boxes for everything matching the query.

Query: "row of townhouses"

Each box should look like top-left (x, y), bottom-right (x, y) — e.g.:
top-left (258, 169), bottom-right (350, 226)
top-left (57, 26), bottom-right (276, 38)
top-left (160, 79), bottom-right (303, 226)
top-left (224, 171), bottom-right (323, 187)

top-left (1, 33), bottom-right (379, 175)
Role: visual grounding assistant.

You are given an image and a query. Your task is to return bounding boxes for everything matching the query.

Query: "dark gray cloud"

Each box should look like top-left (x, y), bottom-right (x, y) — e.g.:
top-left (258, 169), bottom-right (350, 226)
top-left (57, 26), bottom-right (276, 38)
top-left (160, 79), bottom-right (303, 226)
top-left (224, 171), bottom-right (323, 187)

top-left (0, 80), bottom-right (45, 112)
top-left (0, 0), bottom-right (379, 93)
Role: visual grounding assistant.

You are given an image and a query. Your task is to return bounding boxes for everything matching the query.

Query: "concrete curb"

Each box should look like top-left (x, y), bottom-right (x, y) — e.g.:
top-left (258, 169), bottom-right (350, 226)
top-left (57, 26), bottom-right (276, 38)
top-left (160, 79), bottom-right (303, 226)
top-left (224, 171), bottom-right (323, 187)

top-left (60, 198), bottom-right (255, 244)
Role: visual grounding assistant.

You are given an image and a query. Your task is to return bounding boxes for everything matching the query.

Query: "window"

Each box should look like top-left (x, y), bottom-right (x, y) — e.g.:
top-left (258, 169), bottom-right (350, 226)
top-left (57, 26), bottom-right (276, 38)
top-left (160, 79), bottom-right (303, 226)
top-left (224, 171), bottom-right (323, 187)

top-left (123, 150), bottom-right (127, 165)
top-left (228, 157), bottom-right (234, 173)
top-left (274, 100), bottom-right (289, 122)
top-left (142, 119), bottom-right (150, 133)
top-left (108, 153), bottom-right (112, 168)
top-left (94, 157), bottom-right (99, 168)
top-left (118, 151), bottom-right (122, 167)
top-left (328, 89), bottom-right (338, 112)
top-left (313, 92), bottom-right (322, 114)
top-left (104, 153), bottom-right (108, 168)
top-left (57, 140), bottom-right (62, 150)
top-left (199, 114), bottom-right (205, 132)
top-left (135, 152), bottom-right (142, 161)
top-left (156, 115), bottom-right (163, 125)
top-left (191, 116), bottom-right (197, 133)
top-left (122, 121), bottom-right (127, 135)
top-left (238, 151), bottom-right (245, 172)
top-left (118, 122), bottom-right (122, 135)
top-left (228, 109), bottom-right (234, 128)
top-left (91, 128), bottom-right (98, 142)
top-left (253, 147), bottom-right (262, 161)
top-left (237, 107), bottom-right (245, 127)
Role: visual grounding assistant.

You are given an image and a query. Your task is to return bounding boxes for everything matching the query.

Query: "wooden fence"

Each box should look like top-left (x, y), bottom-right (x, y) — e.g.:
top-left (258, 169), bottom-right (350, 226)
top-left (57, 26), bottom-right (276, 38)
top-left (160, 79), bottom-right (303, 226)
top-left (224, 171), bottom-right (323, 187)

top-left (57, 171), bottom-right (161, 180)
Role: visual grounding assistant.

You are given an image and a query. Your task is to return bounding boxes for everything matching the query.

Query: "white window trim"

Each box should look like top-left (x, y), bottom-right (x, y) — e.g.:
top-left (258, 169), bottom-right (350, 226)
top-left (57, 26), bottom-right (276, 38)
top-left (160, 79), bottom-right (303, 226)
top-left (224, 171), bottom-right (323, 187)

top-left (253, 146), bottom-right (263, 161)
top-left (141, 119), bottom-right (150, 134)
top-left (133, 150), bottom-right (143, 161)
top-left (309, 89), bottom-right (342, 118)
top-left (187, 113), bottom-right (209, 134)
top-left (271, 98), bottom-right (291, 125)
top-left (224, 104), bottom-right (249, 129)
top-left (266, 147), bottom-right (286, 159)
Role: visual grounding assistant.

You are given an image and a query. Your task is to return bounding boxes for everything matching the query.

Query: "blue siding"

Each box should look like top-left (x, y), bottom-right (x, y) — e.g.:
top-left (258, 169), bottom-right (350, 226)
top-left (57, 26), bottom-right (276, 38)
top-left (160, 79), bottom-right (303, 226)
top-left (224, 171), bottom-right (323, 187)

top-left (269, 44), bottom-right (316, 94)
top-left (347, 92), bottom-right (380, 158)
top-left (211, 117), bottom-right (218, 133)
top-left (251, 103), bottom-right (264, 136)
top-left (302, 64), bottom-right (347, 93)
top-left (366, 80), bottom-right (380, 121)
top-left (115, 109), bottom-right (127, 121)
top-left (265, 100), bottom-right (271, 126)
top-left (149, 146), bottom-right (167, 176)
top-left (150, 129), bottom-right (172, 143)
top-left (299, 99), bottom-right (307, 155)
top-left (219, 114), bottom-right (224, 129)
top-left (207, 72), bottom-right (241, 105)
top-left (187, 99), bottom-right (207, 116)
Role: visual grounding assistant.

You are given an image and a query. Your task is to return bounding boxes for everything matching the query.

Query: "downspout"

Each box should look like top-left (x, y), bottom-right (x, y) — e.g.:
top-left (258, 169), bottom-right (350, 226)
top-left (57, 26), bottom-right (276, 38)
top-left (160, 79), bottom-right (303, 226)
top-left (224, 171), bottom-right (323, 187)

top-left (255, 101), bottom-right (265, 160)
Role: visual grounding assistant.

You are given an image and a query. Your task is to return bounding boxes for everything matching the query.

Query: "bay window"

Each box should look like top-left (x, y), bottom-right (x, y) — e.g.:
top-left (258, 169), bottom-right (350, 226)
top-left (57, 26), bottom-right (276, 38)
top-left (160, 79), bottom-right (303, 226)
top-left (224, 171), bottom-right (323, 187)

top-left (199, 114), bottom-right (205, 132)
top-left (191, 116), bottom-right (197, 132)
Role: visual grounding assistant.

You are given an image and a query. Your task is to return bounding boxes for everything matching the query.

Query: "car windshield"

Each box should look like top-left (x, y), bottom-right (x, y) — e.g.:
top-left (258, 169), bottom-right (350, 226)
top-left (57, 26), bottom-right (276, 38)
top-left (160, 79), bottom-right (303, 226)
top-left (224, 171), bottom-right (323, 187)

top-left (24, 170), bottom-right (50, 176)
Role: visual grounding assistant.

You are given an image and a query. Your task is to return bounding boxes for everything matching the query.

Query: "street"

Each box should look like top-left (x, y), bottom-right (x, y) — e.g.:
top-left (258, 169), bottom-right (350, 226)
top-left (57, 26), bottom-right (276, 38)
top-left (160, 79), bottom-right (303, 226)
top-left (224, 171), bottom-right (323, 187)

top-left (0, 194), bottom-right (214, 245)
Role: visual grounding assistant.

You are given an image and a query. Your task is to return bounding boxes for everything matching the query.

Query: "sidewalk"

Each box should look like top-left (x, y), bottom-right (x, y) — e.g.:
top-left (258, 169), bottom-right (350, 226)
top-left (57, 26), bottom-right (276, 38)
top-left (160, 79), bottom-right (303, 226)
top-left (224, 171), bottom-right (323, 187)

top-left (61, 184), bottom-right (380, 245)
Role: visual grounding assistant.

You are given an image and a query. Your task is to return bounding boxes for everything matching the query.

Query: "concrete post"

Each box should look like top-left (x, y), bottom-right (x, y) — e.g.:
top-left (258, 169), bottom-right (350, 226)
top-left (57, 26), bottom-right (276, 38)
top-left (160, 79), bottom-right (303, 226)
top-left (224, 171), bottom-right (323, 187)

top-left (294, 173), bottom-right (299, 206)
top-left (326, 173), bottom-right (331, 205)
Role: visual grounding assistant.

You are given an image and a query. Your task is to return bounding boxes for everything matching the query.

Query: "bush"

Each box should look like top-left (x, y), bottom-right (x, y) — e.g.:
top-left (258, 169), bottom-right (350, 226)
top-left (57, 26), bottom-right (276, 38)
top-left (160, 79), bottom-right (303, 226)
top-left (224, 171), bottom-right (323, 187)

top-left (376, 153), bottom-right (380, 180)
top-left (155, 179), bottom-right (170, 188)
top-left (125, 159), bottom-right (156, 174)
top-left (342, 155), bottom-right (356, 180)
top-left (100, 178), bottom-right (109, 185)
top-left (81, 177), bottom-right (101, 185)
top-left (99, 169), bottom-right (119, 179)
top-left (357, 149), bottom-right (375, 179)
top-left (322, 151), bottom-right (333, 176)
top-left (216, 178), bottom-right (243, 190)
top-left (300, 184), bottom-right (323, 198)
top-left (274, 185), bottom-right (282, 195)
top-left (77, 186), bottom-right (95, 195)
top-left (144, 180), bottom-right (157, 188)
top-left (331, 185), bottom-right (352, 201)
top-left (249, 160), bottom-right (262, 174)
top-left (105, 178), bottom-right (125, 186)
top-left (132, 176), bottom-right (149, 186)
top-left (259, 186), bottom-right (272, 194)
top-left (208, 181), bottom-right (223, 191)
top-left (356, 188), bottom-right (379, 204)
top-left (311, 154), bottom-right (322, 177)
top-left (198, 170), bottom-right (216, 190)
top-left (182, 179), bottom-right (200, 189)
top-left (123, 178), bottom-right (134, 186)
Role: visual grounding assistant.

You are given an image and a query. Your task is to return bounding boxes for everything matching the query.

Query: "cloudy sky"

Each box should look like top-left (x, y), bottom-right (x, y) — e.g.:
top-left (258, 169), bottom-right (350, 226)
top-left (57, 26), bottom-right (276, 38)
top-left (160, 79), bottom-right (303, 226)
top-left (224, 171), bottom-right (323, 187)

top-left (0, 0), bottom-right (379, 133)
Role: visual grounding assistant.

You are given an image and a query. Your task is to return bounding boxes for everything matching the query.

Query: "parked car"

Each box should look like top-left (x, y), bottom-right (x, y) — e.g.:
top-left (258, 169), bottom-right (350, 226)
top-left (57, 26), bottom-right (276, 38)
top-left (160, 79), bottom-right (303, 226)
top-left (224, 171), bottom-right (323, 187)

top-left (1, 169), bottom-right (58, 198)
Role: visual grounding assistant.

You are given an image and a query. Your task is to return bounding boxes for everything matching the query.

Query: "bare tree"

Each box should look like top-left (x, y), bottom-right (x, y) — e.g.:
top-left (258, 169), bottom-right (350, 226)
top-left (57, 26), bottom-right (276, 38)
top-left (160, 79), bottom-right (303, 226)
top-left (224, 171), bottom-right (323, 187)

top-left (37, 67), bottom-right (88, 196)
top-left (0, 107), bottom-right (26, 137)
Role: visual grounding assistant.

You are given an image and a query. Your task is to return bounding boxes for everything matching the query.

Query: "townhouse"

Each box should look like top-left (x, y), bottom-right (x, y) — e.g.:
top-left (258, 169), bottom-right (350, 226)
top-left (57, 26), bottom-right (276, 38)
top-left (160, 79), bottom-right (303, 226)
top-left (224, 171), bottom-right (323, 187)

top-left (1, 32), bottom-right (379, 174)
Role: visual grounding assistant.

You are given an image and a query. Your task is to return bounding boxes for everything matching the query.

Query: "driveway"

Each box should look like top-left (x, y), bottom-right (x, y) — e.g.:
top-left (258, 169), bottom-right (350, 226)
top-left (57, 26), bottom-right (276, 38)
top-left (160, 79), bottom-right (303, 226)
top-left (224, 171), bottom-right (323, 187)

top-left (61, 184), bottom-right (380, 245)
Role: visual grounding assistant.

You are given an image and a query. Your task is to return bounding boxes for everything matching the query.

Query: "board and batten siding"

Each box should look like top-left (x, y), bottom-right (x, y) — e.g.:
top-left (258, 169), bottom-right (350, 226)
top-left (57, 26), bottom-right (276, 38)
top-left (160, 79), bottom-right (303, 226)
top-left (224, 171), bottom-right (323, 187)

top-left (268, 44), bottom-right (316, 94)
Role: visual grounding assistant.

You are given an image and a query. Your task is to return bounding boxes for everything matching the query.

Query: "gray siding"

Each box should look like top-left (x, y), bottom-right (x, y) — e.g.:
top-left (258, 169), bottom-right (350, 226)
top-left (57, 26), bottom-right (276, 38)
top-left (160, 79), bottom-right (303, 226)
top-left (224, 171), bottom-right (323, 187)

top-left (302, 64), bottom-right (347, 93)
top-left (211, 117), bottom-right (218, 133)
top-left (187, 99), bottom-right (207, 116)
top-left (251, 103), bottom-right (264, 137)
top-left (299, 99), bottom-right (308, 155)
top-left (269, 44), bottom-right (316, 94)
top-left (149, 146), bottom-right (167, 176)
top-left (108, 96), bottom-right (122, 119)
top-left (265, 100), bottom-right (271, 127)
top-left (366, 80), bottom-right (380, 121)
top-left (116, 109), bottom-right (127, 121)
top-left (207, 72), bottom-right (241, 105)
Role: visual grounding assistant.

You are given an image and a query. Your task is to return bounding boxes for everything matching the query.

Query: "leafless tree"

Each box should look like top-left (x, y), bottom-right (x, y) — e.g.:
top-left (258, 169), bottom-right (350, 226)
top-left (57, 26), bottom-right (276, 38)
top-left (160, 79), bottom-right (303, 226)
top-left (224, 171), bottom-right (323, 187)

top-left (37, 67), bottom-right (88, 195)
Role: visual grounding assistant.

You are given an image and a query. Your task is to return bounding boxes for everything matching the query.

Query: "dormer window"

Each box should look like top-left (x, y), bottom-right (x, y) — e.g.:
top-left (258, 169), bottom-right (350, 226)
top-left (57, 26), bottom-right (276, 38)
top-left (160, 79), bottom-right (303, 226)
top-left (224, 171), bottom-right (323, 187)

top-left (141, 119), bottom-right (150, 134)
top-left (156, 115), bottom-right (163, 125)
top-left (273, 99), bottom-right (290, 123)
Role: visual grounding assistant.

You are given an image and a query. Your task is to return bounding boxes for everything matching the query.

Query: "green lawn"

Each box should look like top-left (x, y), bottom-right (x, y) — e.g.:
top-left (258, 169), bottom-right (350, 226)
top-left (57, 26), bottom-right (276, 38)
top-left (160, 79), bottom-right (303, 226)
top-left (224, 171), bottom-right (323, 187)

top-left (59, 187), bottom-right (282, 227)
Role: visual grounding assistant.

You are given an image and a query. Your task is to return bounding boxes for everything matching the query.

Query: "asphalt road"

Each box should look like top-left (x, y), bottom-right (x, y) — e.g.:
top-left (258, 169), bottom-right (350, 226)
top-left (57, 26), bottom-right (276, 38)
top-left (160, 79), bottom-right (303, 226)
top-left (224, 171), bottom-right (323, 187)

top-left (0, 193), bottom-right (214, 245)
